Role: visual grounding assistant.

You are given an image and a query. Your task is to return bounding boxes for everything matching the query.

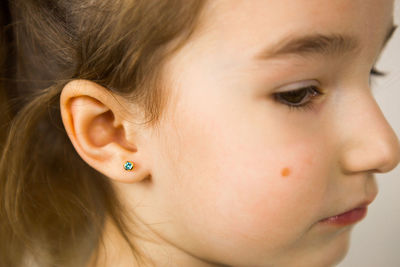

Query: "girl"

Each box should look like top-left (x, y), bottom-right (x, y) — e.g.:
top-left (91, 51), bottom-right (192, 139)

top-left (1, 0), bottom-right (399, 266)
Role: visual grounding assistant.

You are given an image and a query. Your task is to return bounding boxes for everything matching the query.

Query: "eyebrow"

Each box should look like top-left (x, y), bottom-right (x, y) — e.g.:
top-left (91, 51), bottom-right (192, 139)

top-left (254, 23), bottom-right (397, 60)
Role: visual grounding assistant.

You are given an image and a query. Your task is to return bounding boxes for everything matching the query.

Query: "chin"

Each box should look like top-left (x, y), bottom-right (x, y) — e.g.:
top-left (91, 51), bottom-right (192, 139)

top-left (305, 228), bottom-right (353, 267)
top-left (270, 228), bottom-right (353, 267)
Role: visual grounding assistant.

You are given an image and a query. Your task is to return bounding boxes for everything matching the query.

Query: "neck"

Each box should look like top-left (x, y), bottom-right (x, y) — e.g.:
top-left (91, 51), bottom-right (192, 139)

top-left (87, 215), bottom-right (220, 267)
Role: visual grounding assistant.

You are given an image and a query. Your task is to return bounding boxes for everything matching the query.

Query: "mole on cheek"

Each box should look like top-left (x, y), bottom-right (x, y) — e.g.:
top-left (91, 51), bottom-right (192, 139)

top-left (281, 167), bottom-right (291, 177)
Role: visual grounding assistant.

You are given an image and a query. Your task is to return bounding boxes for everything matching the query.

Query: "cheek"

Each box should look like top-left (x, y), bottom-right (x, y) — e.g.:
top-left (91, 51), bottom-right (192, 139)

top-left (213, 144), bottom-right (326, 243)
top-left (169, 109), bottom-right (330, 252)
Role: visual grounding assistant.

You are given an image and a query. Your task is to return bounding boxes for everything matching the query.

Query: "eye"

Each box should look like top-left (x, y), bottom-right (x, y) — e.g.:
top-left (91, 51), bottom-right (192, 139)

top-left (274, 67), bottom-right (386, 112)
top-left (273, 85), bottom-right (324, 112)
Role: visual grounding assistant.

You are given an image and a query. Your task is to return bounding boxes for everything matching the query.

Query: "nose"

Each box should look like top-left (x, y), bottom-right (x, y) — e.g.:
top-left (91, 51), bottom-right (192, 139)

top-left (338, 89), bottom-right (400, 174)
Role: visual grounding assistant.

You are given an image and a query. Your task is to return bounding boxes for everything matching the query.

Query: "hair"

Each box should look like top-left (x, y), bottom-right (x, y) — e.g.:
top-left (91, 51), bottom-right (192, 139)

top-left (0, 0), bottom-right (207, 266)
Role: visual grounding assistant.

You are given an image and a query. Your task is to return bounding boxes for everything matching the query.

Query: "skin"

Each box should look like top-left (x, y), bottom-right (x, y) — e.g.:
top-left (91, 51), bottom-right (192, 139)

top-left (60, 0), bottom-right (400, 266)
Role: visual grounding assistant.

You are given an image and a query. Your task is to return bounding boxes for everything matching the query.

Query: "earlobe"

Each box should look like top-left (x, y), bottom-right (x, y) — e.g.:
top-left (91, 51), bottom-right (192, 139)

top-left (60, 80), bottom-right (151, 184)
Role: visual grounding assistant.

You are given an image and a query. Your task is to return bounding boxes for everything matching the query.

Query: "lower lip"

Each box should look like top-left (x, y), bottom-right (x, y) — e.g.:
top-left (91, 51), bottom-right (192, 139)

top-left (319, 207), bottom-right (368, 226)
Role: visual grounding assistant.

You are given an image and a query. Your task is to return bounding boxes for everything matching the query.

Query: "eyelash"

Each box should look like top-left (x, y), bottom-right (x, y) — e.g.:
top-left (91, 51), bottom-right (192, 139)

top-left (273, 67), bottom-right (386, 112)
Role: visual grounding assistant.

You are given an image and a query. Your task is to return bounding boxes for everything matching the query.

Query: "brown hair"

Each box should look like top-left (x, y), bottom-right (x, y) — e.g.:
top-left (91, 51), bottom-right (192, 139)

top-left (0, 0), bottom-right (207, 266)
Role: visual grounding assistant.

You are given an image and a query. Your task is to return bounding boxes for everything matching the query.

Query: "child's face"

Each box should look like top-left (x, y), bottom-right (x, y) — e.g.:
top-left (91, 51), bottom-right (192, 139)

top-left (134, 0), bottom-right (399, 265)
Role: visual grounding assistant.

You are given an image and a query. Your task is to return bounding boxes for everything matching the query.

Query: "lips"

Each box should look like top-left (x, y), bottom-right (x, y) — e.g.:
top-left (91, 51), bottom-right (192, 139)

top-left (319, 198), bottom-right (375, 226)
top-left (319, 207), bottom-right (368, 226)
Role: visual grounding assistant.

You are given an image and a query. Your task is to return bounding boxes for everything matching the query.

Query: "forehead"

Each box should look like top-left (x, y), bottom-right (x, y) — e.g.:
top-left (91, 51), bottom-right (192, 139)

top-left (194, 0), bottom-right (394, 59)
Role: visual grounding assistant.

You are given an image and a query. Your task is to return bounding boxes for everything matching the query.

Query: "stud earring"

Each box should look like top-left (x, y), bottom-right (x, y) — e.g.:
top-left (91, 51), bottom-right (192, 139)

top-left (123, 161), bottom-right (135, 171)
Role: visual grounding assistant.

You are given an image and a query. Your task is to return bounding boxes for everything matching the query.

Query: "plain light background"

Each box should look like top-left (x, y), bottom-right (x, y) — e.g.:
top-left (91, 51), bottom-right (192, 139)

top-left (338, 2), bottom-right (400, 267)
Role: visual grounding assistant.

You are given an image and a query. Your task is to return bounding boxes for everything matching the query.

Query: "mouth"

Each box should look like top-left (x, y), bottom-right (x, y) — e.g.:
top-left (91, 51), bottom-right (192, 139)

top-left (318, 207), bottom-right (367, 226)
top-left (318, 198), bottom-right (375, 226)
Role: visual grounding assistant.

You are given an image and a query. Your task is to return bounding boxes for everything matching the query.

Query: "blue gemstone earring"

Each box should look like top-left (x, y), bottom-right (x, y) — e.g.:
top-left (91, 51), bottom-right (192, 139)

top-left (123, 161), bottom-right (134, 171)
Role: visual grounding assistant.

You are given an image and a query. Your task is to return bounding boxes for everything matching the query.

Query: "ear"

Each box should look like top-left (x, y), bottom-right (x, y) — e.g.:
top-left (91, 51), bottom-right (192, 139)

top-left (60, 79), bottom-right (151, 184)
